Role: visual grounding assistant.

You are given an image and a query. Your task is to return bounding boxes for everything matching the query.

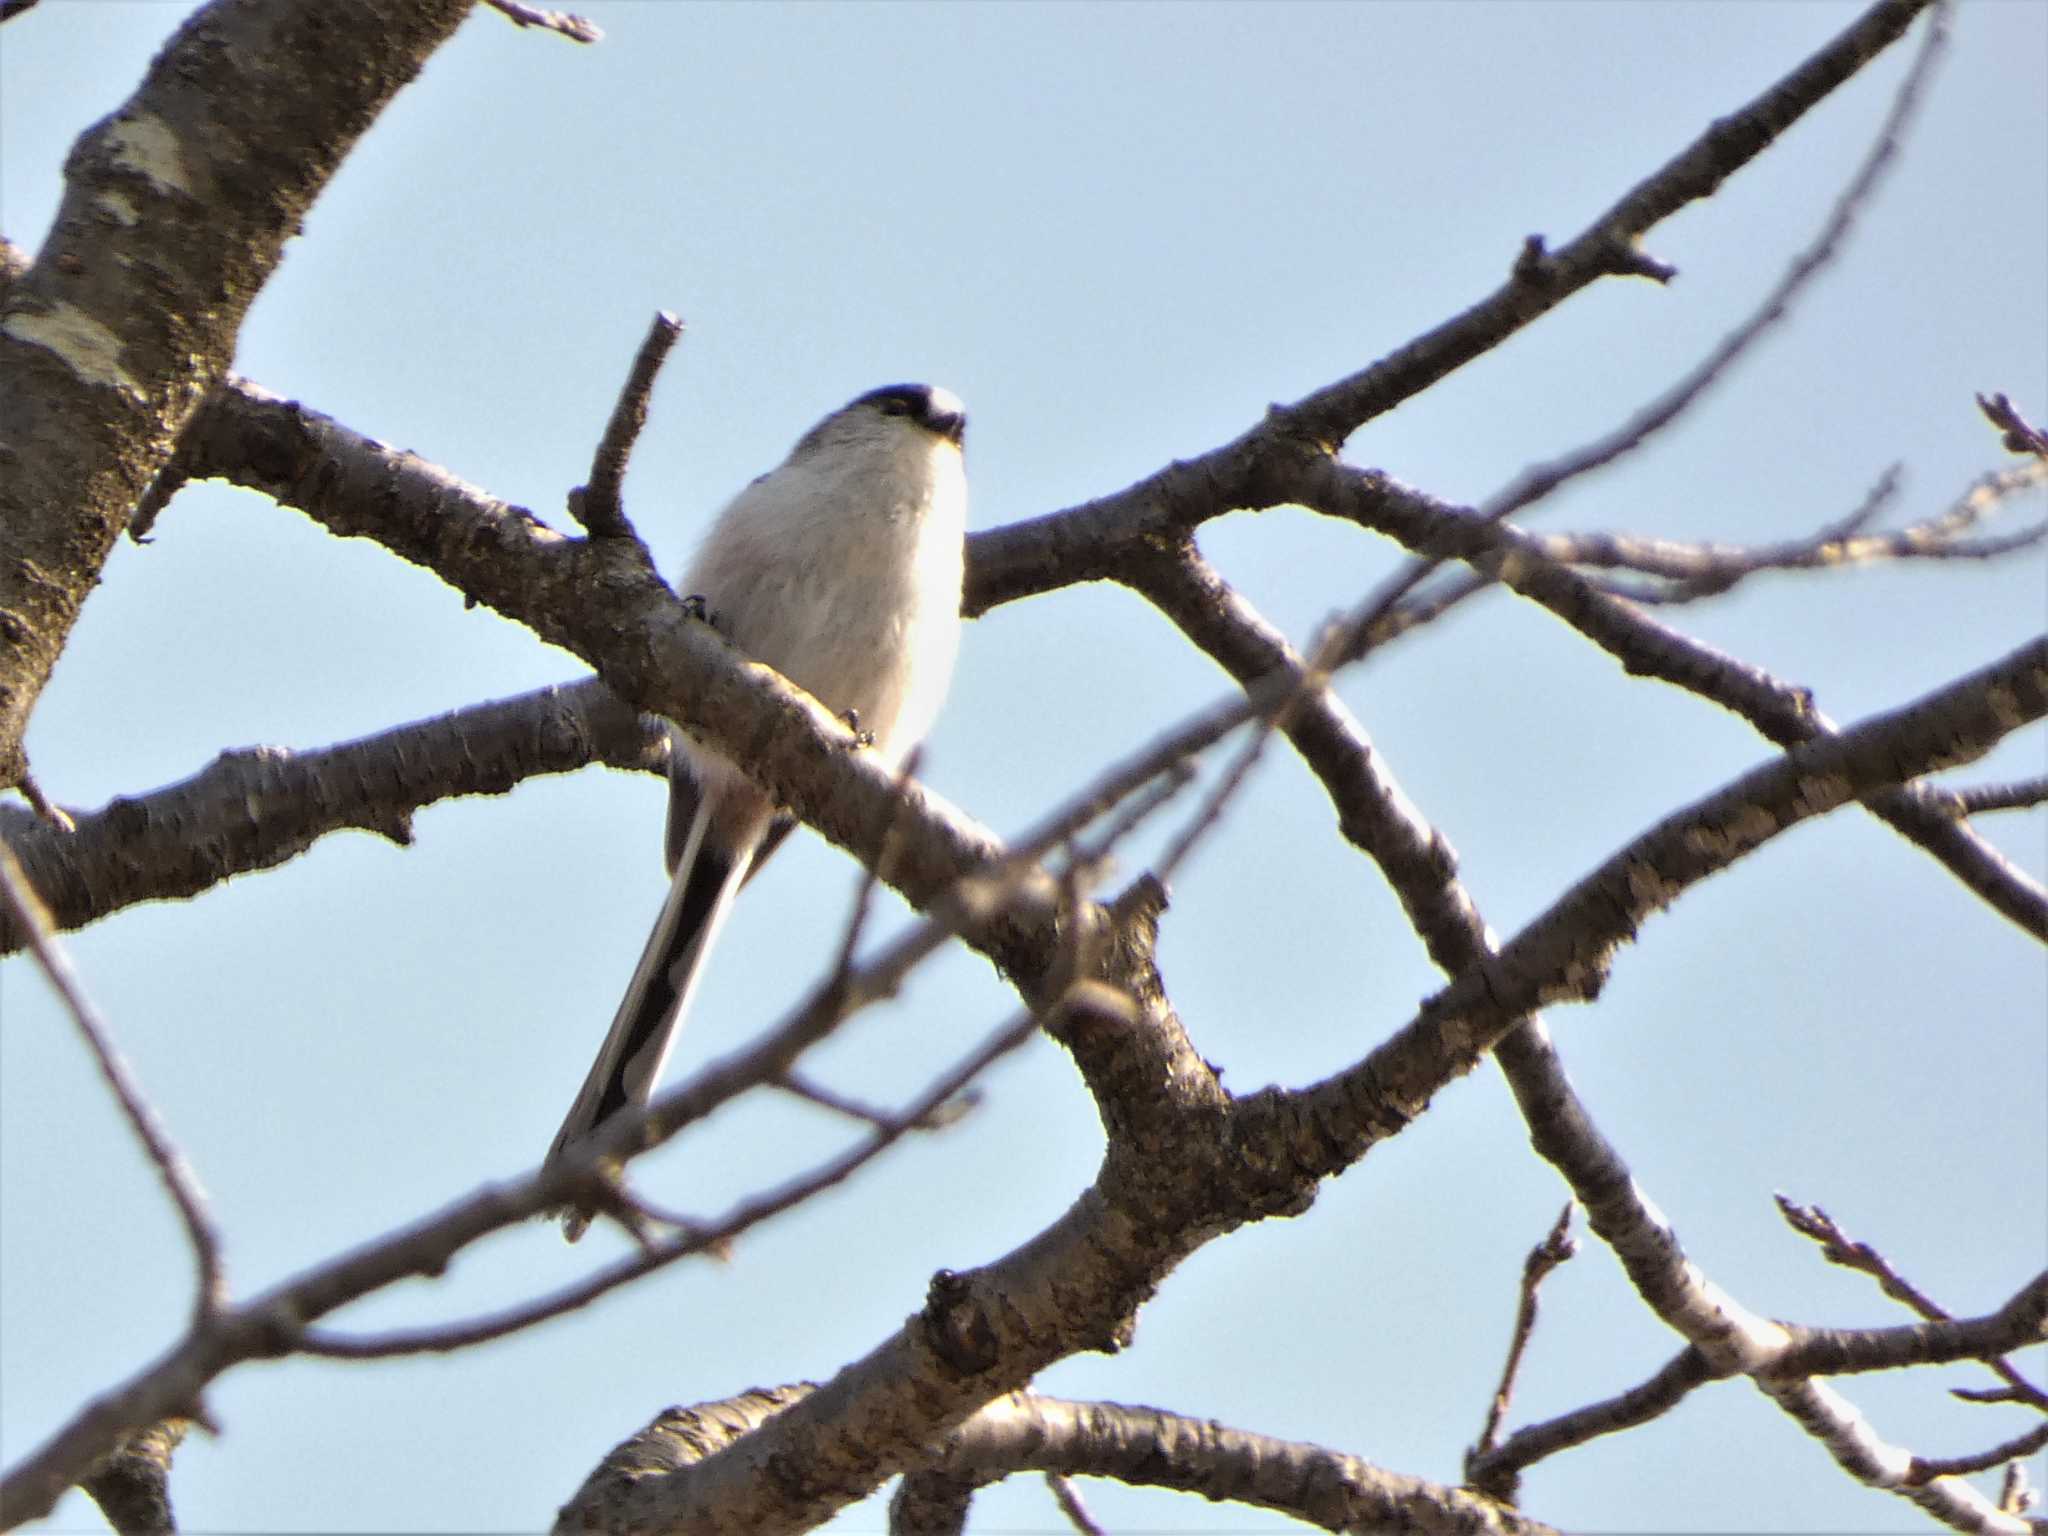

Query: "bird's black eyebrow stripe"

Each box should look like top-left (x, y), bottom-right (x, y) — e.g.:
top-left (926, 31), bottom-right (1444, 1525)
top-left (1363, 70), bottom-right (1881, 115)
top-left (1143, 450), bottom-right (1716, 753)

top-left (851, 384), bottom-right (931, 414)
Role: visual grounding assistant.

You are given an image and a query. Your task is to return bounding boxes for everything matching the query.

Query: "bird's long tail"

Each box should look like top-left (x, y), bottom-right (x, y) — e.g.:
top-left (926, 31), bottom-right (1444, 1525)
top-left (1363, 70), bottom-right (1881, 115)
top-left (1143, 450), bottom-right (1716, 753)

top-left (544, 800), bottom-right (749, 1238)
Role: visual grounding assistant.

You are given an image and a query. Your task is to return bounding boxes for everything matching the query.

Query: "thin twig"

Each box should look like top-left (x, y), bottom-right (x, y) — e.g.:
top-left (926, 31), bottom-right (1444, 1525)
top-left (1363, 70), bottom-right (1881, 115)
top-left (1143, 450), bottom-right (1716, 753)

top-left (1337, 1), bottom-right (1950, 663)
top-left (1150, 523), bottom-right (1495, 891)
top-left (1326, 455), bottom-right (2042, 654)
top-left (1044, 1473), bottom-right (1106, 1536)
top-left (1152, 589), bottom-right (1348, 887)
top-left (1906, 1421), bottom-right (2048, 1485)
top-left (13, 770), bottom-right (75, 831)
top-left (299, 1007), bottom-right (1041, 1358)
top-left (1978, 392), bottom-right (2048, 459)
top-left (1473, 1204), bottom-right (1578, 1458)
top-left (1489, 4), bottom-right (1948, 523)
top-left (1558, 461), bottom-right (2046, 583)
top-left (479, 0), bottom-right (601, 43)
top-left (1776, 1195), bottom-right (2048, 1410)
top-left (1946, 775), bottom-right (2048, 818)
top-left (774, 1069), bottom-right (974, 1134)
top-left (1061, 763), bottom-right (1199, 881)
top-left (0, 840), bottom-right (225, 1318)
top-left (826, 747), bottom-right (925, 987)
top-left (572, 311), bottom-right (683, 538)
top-left (1466, 1347), bottom-right (1714, 1497)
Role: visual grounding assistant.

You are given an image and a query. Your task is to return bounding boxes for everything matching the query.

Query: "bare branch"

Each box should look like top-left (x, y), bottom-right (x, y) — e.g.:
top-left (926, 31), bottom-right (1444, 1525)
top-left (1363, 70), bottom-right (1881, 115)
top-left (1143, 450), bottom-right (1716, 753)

top-left (1301, 635), bottom-right (2047, 1150)
top-left (888, 1468), bottom-right (974, 1536)
top-left (1298, 458), bottom-right (2048, 939)
top-left (11, 769), bottom-right (75, 831)
top-left (0, 651), bottom-right (1268, 1508)
top-left (0, 677), bottom-right (664, 951)
top-left (1913, 1422), bottom-right (2048, 1484)
top-left (1471, 1204), bottom-right (1578, 1461)
top-left (1468, 1261), bottom-right (2048, 1497)
top-left (1770, 1271), bottom-right (2048, 1379)
top-left (1946, 775), bottom-right (2048, 818)
top-left (890, 1394), bottom-right (1560, 1536)
top-left (572, 1385), bottom-right (816, 1516)
top-left (2000, 1461), bottom-right (2036, 1516)
top-left (300, 1007), bottom-right (1044, 1359)
top-left (1122, 542), bottom-right (1486, 977)
top-left (0, 0), bottom-right (476, 787)
top-left (570, 311), bottom-right (682, 539)
top-left (1979, 392), bottom-right (2048, 460)
top-left (1777, 1193), bottom-right (1956, 1317)
top-left (963, 0), bottom-right (1937, 615)
top-left (772, 1070), bottom-right (972, 1134)
top-left (1148, 575), bottom-right (1364, 886)
top-left (1767, 1378), bottom-right (2034, 1531)
top-left (1776, 1196), bottom-right (2048, 1408)
top-left (1043, 1474), bottom-right (1105, 1536)
top-left (825, 747), bottom-right (927, 989)
top-left (1546, 460), bottom-right (2048, 602)
top-left (0, 840), bottom-right (224, 1318)
top-left (1481, 0), bottom-right (1949, 524)
top-left (479, 0), bottom-right (602, 43)
top-left (1467, 1347), bottom-right (1714, 1496)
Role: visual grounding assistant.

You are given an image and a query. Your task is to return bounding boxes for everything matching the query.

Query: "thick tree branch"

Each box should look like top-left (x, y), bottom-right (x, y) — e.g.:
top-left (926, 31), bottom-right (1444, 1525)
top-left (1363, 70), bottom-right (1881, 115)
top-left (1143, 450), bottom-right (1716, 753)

top-left (0, 678), bottom-right (663, 953)
top-left (0, 665), bottom-right (1251, 1522)
top-left (0, 0), bottom-right (473, 785)
top-left (1294, 634), bottom-right (2045, 1160)
top-left (887, 1394), bottom-right (1559, 1536)
top-left (1769, 1271), bottom-right (2048, 1379)
top-left (1115, 543), bottom-right (2046, 1533)
top-left (77, 1419), bottom-right (188, 1536)
top-left (548, 643), bottom-right (2043, 1536)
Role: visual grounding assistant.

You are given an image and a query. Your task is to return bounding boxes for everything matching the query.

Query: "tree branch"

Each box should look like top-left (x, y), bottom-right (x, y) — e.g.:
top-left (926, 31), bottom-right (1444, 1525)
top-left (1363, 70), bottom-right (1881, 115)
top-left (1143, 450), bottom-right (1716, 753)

top-left (880, 1394), bottom-right (1560, 1536)
top-left (961, 0), bottom-right (1938, 615)
top-left (1297, 634), bottom-right (2046, 1164)
top-left (0, 677), bottom-right (664, 952)
top-left (0, 0), bottom-right (474, 784)
top-left (1295, 458), bottom-right (2048, 938)
top-left (479, 0), bottom-right (601, 44)
top-left (0, 842), bottom-right (223, 1317)
top-left (568, 310), bottom-right (681, 540)
top-left (1479, 0), bottom-right (1949, 525)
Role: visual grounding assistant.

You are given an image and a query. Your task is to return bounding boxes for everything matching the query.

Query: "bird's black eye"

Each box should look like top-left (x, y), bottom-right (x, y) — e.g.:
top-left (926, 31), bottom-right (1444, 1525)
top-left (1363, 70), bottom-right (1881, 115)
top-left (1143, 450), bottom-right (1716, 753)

top-left (877, 396), bottom-right (911, 416)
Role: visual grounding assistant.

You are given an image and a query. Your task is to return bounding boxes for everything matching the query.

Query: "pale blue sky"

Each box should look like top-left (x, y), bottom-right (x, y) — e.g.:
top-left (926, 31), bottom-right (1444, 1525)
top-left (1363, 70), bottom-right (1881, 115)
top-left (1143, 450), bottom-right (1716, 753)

top-left (2, 3), bottom-right (2043, 1532)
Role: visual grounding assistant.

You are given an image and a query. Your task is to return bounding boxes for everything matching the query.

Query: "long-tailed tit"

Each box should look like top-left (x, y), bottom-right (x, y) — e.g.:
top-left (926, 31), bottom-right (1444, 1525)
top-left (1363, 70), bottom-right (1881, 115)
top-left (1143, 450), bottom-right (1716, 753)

top-left (544, 383), bottom-right (968, 1239)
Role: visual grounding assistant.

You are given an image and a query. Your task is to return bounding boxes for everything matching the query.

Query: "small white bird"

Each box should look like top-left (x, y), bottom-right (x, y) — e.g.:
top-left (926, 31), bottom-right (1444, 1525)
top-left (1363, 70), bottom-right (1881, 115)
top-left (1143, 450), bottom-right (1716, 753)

top-left (545, 384), bottom-right (968, 1239)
